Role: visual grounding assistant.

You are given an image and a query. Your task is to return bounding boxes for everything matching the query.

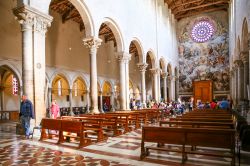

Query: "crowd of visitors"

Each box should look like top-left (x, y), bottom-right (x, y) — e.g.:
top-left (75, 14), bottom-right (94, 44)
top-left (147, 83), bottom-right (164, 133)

top-left (128, 97), bottom-right (232, 116)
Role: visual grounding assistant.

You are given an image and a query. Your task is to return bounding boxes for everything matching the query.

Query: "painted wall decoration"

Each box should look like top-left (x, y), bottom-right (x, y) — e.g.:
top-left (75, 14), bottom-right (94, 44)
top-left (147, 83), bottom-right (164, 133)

top-left (178, 13), bottom-right (229, 93)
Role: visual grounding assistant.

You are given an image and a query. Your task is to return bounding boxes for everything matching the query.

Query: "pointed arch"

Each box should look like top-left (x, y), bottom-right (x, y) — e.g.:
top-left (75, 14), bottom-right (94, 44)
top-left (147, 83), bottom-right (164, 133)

top-left (237, 36), bottom-right (241, 59)
top-left (241, 18), bottom-right (249, 52)
top-left (102, 81), bottom-right (112, 96)
top-left (0, 63), bottom-right (22, 87)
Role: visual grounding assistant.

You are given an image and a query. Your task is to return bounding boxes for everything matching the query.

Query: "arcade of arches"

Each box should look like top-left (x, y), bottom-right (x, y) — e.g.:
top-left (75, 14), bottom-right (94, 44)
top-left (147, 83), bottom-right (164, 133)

top-left (0, 0), bottom-right (250, 165)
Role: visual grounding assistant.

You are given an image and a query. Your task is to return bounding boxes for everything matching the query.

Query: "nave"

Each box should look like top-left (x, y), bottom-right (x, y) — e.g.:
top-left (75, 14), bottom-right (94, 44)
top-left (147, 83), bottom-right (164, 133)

top-left (1, 110), bottom-right (250, 166)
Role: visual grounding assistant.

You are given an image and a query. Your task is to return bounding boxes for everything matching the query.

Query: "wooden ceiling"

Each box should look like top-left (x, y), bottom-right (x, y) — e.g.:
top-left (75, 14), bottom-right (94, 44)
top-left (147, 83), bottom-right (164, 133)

top-left (98, 23), bottom-right (116, 46)
top-left (164, 0), bottom-right (230, 20)
top-left (50, 0), bottom-right (84, 31)
top-left (129, 42), bottom-right (139, 56)
top-left (50, 0), bottom-right (118, 46)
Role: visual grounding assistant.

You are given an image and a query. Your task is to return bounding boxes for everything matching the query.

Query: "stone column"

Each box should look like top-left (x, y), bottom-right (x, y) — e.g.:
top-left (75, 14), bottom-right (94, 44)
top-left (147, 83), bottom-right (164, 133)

top-left (150, 68), bottom-right (160, 103)
top-left (162, 72), bottom-right (168, 102)
top-left (234, 66), bottom-right (238, 105)
top-left (168, 75), bottom-right (172, 101)
top-left (241, 52), bottom-right (249, 100)
top-left (110, 91), bottom-right (115, 112)
top-left (137, 63), bottom-right (148, 108)
top-left (69, 89), bottom-right (74, 116)
top-left (83, 37), bottom-right (102, 114)
top-left (99, 91), bottom-right (104, 113)
top-left (230, 69), bottom-right (235, 106)
top-left (13, 5), bottom-right (52, 125)
top-left (175, 76), bottom-right (179, 100)
top-left (86, 90), bottom-right (90, 113)
top-left (117, 52), bottom-right (131, 110)
top-left (125, 61), bottom-right (130, 110)
top-left (0, 88), bottom-right (4, 111)
top-left (13, 7), bottom-right (34, 103)
top-left (235, 60), bottom-right (244, 102)
top-left (48, 87), bottom-right (52, 108)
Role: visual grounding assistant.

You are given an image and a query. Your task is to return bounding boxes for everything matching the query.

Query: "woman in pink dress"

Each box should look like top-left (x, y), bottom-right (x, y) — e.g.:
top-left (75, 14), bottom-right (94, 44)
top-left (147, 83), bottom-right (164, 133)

top-left (50, 100), bottom-right (60, 119)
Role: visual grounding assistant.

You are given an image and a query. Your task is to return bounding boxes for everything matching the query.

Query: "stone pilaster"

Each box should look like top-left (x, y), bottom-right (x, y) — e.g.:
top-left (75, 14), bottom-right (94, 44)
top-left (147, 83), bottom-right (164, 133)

top-left (83, 37), bottom-right (102, 113)
top-left (117, 52), bottom-right (131, 110)
top-left (137, 63), bottom-right (148, 108)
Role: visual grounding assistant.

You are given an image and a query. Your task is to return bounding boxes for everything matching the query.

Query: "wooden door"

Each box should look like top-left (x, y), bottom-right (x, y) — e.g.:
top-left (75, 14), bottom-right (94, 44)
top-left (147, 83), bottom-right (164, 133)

top-left (193, 80), bottom-right (212, 106)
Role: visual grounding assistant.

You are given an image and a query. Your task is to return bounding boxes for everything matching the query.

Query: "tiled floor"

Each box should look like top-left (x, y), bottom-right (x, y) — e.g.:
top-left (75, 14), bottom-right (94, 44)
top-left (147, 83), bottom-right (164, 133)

top-left (0, 122), bottom-right (250, 166)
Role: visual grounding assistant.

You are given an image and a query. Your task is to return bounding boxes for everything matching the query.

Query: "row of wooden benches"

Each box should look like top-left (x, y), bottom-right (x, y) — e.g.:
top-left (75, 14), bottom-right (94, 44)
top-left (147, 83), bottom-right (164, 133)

top-left (141, 109), bottom-right (236, 165)
top-left (40, 109), bottom-right (162, 147)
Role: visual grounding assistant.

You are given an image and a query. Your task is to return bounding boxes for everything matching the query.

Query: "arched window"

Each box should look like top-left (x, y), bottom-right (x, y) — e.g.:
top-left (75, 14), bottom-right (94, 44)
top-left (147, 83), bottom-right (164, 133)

top-left (58, 80), bottom-right (62, 96)
top-left (12, 75), bottom-right (18, 95)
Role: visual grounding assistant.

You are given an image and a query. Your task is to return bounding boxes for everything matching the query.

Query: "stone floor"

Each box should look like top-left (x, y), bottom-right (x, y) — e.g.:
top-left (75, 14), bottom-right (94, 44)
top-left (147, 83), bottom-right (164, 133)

top-left (0, 122), bottom-right (250, 166)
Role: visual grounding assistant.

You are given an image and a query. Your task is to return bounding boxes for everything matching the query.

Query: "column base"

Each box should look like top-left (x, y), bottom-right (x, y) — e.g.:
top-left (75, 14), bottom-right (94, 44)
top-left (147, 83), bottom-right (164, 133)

top-left (89, 107), bottom-right (100, 114)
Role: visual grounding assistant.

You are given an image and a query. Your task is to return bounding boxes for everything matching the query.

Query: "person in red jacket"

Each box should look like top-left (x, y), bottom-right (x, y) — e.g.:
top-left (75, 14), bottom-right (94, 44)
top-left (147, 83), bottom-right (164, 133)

top-left (210, 99), bottom-right (217, 109)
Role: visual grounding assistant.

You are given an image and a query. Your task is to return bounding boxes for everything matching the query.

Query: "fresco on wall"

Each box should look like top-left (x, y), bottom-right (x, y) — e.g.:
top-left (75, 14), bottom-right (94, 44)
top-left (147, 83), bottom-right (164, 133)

top-left (178, 16), bottom-right (229, 93)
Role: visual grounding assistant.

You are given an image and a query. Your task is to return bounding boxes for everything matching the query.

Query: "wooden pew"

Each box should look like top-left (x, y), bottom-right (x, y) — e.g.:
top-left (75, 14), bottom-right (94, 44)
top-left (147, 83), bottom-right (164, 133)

top-left (40, 118), bottom-right (62, 141)
top-left (141, 126), bottom-right (235, 165)
top-left (160, 120), bottom-right (235, 129)
top-left (59, 120), bottom-right (91, 148)
top-left (170, 117), bottom-right (234, 123)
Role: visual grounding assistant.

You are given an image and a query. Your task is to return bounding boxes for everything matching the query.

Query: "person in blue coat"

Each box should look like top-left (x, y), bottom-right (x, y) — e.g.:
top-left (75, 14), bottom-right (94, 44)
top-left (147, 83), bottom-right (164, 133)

top-left (20, 94), bottom-right (34, 139)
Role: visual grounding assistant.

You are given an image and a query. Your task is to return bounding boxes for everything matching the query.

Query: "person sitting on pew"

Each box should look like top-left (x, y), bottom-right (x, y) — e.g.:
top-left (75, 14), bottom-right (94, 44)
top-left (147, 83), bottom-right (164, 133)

top-left (219, 98), bottom-right (230, 110)
top-left (210, 99), bottom-right (217, 109)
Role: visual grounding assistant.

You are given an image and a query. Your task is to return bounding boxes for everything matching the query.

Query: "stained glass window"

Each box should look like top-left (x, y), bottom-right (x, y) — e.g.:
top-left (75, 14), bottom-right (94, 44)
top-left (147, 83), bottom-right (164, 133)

top-left (191, 21), bottom-right (214, 43)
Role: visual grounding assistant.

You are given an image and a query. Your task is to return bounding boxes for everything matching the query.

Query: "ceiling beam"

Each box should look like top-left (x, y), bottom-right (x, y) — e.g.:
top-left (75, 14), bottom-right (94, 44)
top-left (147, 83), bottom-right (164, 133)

top-left (171, 0), bottom-right (204, 10)
top-left (62, 7), bottom-right (76, 23)
top-left (173, 0), bottom-right (229, 14)
top-left (175, 5), bottom-right (228, 20)
top-left (50, 0), bottom-right (68, 8)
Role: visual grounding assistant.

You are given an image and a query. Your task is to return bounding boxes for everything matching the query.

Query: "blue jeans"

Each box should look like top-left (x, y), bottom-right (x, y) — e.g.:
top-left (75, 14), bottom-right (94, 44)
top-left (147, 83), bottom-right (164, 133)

top-left (21, 116), bottom-right (31, 136)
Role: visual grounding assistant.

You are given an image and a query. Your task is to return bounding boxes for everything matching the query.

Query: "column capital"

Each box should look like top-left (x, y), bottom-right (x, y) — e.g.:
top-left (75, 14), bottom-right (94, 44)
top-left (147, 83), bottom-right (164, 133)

top-left (150, 68), bottom-right (161, 75)
top-left (13, 5), bottom-right (53, 34)
top-left (116, 52), bottom-right (131, 63)
top-left (161, 72), bottom-right (168, 78)
top-left (83, 37), bottom-right (102, 49)
top-left (137, 63), bottom-right (148, 72)
top-left (234, 60), bottom-right (243, 68)
top-left (240, 51), bottom-right (249, 63)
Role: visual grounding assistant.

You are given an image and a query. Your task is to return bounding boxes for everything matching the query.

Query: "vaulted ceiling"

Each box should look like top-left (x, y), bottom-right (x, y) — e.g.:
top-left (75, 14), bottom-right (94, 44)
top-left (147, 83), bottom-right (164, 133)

top-left (164, 0), bottom-right (230, 20)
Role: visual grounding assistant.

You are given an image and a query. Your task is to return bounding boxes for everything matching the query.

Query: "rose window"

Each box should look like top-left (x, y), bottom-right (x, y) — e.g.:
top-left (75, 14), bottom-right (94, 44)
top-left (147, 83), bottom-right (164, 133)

top-left (191, 21), bottom-right (214, 43)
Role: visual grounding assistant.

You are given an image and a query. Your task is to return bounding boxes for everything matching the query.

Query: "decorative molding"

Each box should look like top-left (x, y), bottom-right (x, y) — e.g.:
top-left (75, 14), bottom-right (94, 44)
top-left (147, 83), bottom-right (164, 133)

top-left (234, 60), bottom-right (243, 68)
top-left (13, 5), bottom-right (53, 34)
top-left (161, 72), bottom-right (168, 78)
top-left (137, 63), bottom-right (148, 72)
top-left (240, 51), bottom-right (249, 63)
top-left (150, 68), bottom-right (161, 75)
top-left (116, 52), bottom-right (131, 63)
top-left (83, 37), bottom-right (102, 49)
